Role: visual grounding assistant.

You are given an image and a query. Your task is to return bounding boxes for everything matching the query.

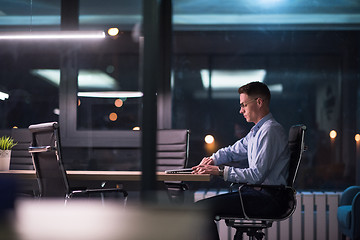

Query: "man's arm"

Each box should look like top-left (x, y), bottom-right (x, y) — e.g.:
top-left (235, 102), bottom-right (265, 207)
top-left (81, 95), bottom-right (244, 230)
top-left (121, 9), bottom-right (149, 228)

top-left (211, 136), bottom-right (248, 166)
top-left (192, 135), bottom-right (249, 175)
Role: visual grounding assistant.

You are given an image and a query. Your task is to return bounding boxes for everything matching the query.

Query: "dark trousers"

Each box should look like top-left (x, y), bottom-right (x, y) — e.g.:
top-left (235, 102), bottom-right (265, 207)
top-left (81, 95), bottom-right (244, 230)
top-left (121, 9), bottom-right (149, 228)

top-left (195, 186), bottom-right (289, 240)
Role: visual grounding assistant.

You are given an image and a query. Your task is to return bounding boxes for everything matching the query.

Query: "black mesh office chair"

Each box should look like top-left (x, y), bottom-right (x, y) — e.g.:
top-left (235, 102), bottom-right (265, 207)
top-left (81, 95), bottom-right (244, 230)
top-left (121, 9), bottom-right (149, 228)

top-left (157, 129), bottom-right (190, 203)
top-left (28, 122), bottom-right (128, 203)
top-left (217, 124), bottom-right (307, 240)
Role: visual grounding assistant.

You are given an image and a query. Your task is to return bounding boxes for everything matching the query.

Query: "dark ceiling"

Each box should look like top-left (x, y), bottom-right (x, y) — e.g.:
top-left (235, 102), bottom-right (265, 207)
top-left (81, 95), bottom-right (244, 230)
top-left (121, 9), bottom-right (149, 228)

top-left (1, 0), bottom-right (360, 31)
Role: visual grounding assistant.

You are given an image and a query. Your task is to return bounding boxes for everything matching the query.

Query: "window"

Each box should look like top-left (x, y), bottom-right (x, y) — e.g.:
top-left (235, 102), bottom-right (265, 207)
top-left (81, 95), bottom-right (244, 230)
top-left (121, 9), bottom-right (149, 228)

top-left (171, 0), bottom-right (360, 190)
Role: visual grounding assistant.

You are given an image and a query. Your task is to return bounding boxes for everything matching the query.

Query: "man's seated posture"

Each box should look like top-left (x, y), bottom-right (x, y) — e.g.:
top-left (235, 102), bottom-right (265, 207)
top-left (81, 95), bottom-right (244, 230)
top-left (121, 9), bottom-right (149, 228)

top-left (192, 81), bottom-right (290, 240)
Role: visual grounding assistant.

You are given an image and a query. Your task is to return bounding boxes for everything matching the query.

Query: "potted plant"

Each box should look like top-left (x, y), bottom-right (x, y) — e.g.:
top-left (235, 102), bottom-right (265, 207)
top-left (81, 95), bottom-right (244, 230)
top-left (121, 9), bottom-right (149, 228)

top-left (0, 136), bottom-right (17, 170)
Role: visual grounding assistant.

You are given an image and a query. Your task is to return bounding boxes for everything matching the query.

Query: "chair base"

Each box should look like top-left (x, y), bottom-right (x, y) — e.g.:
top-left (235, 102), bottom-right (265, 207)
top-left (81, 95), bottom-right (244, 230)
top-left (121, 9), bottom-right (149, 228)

top-left (225, 219), bottom-right (272, 240)
top-left (233, 228), bottom-right (265, 240)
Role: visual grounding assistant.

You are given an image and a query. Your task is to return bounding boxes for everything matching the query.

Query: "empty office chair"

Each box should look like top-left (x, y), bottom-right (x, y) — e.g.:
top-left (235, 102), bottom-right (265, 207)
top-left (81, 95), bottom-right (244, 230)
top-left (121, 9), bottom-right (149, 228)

top-left (157, 129), bottom-right (190, 203)
top-left (337, 186), bottom-right (360, 240)
top-left (217, 124), bottom-right (306, 240)
top-left (10, 128), bottom-right (39, 197)
top-left (28, 122), bottom-right (128, 203)
top-left (10, 128), bottom-right (33, 170)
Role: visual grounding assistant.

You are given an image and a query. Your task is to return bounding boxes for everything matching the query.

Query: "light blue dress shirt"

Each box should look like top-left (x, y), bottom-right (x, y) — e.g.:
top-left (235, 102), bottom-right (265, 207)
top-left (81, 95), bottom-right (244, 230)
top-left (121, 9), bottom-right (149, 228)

top-left (212, 113), bottom-right (290, 185)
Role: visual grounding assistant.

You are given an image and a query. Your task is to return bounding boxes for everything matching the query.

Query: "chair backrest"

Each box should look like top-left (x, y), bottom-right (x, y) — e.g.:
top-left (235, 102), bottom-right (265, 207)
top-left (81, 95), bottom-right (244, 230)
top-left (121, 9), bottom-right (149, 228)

top-left (10, 128), bottom-right (34, 170)
top-left (28, 122), bottom-right (70, 198)
top-left (156, 129), bottom-right (189, 171)
top-left (287, 124), bottom-right (306, 187)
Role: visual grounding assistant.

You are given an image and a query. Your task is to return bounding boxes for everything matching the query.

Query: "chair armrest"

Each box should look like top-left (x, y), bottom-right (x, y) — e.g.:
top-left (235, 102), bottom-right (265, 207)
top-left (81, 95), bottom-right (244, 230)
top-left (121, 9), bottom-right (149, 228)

top-left (70, 188), bottom-right (128, 198)
top-left (340, 186), bottom-right (360, 206)
top-left (230, 183), bottom-right (291, 192)
top-left (28, 146), bottom-right (53, 153)
top-left (240, 183), bottom-right (289, 190)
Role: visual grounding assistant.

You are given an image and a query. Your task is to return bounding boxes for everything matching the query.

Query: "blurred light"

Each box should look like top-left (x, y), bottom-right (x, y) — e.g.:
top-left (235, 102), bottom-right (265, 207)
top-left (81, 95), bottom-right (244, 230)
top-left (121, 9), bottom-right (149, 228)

top-left (0, 91), bottom-right (9, 100)
top-left (106, 65), bottom-right (115, 74)
top-left (114, 99), bottom-right (124, 107)
top-left (108, 28), bottom-right (119, 36)
top-left (204, 135), bottom-right (215, 144)
top-left (31, 69), bottom-right (118, 90)
top-left (268, 84), bottom-right (283, 93)
top-left (15, 199), bottom-right (207, 240)
top-left (355, 134), bottom-right (360, 142)
top-left (109, 112), bottom-right (117, 121)
top-left (133, 127), bottom-right (140, 131)
top-left (12, 126), bottom-right (18, 129)
top-left (53, 108), bottom-right (60, 115)
top-left (78, 91), bottom-right (143, 98)
top-left (78, 99), bottom-right (81, 106)
top-left (200, 69), bottom-right (266, 89)
top-left (329, 130), bottom-right (337, 139)
top-left (0, 31), bottom-right (105, 40)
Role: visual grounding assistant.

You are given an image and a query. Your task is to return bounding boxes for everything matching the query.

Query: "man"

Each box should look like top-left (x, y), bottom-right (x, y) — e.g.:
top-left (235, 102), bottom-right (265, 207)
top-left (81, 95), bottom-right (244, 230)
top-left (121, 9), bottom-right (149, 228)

top-left (192, 81), bottom-right (290, 240)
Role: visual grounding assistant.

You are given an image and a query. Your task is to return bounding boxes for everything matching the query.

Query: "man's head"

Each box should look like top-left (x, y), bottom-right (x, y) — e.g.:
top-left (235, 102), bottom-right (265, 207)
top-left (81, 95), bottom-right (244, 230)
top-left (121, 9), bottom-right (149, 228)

top-left (238, 82), bottom-right (271, 124)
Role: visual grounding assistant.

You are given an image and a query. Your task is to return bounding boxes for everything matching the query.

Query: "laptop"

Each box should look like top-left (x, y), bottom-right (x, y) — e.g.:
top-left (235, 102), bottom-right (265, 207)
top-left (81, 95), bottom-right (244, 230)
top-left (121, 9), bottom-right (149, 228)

top-left (164, 168), bottom-right (193, 174)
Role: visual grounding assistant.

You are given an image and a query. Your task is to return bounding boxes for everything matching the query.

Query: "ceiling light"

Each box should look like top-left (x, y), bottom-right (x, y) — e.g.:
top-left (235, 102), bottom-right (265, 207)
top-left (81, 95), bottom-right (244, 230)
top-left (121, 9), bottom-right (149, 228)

top-left (108, 28), bottom-right (119, 36)
top-left (201, 69), bottom-right (266, 89)
top-left (196, 69), bottom-right (283, 99)
top-left (0, 91), bottom-right (9, 100)
top-left (78, 91), bottom-right (143, 98)
top-left (31, 69), bottom-right (118, 90)
top-left (0, 31), bottom-right (105, 40)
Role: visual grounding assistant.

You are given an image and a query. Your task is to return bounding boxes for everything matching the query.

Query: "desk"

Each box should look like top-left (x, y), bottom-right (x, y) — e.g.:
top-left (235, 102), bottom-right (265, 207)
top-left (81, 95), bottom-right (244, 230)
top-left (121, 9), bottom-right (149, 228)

top-left (0, 170), bottom-right (211, 182)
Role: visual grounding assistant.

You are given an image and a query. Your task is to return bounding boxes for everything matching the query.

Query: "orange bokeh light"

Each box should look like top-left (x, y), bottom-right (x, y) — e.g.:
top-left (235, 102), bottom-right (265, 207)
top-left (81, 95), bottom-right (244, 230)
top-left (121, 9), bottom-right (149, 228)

top-left (204, 135), bottom-right (215, 144)
top-left (355, 134), bottom-right (360, 142)
top-left (329, 130), bottom-right (337, 139)
top-left (109, 112), bottom-right (117, 121)
top-left (114, 99), bottom-right (123, 108)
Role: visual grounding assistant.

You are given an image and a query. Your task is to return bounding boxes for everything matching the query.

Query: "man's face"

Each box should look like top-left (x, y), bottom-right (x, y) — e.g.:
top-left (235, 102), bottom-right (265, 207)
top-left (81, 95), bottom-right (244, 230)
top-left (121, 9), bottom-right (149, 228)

top-left (239, 93), bottom-right (259, 123)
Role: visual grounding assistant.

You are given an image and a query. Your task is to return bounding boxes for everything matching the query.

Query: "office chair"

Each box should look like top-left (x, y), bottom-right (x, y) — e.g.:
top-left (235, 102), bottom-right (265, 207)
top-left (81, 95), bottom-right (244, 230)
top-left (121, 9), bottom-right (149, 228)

top-left (157, 129), bottom-right (190, 203)
top-left (337, 185), bottom-right (360, 240)
top-left (10, 128), bottom-right (33, 170)
top-left (9, 128), bottom-right (39, 197)
top-left (216, 124), bottom-right (307, 240)
top-left (28, 122), bottom-right (128, 204)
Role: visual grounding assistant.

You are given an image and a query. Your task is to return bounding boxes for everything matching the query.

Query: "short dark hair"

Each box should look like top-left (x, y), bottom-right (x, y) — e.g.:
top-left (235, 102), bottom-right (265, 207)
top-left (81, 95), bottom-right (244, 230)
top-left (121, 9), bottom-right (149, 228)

top-left (238, 81), bottom-right (271, 101)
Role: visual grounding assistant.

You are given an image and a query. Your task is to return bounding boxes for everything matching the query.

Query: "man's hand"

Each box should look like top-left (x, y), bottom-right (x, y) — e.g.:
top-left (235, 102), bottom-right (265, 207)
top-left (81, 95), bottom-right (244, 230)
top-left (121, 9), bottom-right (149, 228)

top-left (198, 157), bottom-right (214, 166)
top-left (192, 157), bottom-right (220, 175)
top-left (192, 164), bottom-right (220, 175)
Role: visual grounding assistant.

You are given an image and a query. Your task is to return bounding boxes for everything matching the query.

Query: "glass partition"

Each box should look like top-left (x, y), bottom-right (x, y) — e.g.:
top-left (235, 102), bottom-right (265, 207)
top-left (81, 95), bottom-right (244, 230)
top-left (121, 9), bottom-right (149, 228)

top-left (0, 0), bottom-right (359, 187)
top-left (0, 0), bottom-right (61, 129)
top-left (76, 0), bottom-right (142, 131)
top-left (171, 0), bottom-right (360, 190)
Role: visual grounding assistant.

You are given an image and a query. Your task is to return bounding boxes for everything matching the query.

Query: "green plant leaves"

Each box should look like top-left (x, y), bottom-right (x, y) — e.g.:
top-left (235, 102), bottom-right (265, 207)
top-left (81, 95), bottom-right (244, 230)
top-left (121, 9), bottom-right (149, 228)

top-left (0, 136), bottom-right (17, 150)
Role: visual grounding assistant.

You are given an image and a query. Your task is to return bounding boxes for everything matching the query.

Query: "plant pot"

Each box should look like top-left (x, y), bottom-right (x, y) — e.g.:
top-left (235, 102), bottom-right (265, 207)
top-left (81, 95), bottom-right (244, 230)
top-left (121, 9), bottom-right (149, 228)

top-left (0, 150), bottom-right (11, 171)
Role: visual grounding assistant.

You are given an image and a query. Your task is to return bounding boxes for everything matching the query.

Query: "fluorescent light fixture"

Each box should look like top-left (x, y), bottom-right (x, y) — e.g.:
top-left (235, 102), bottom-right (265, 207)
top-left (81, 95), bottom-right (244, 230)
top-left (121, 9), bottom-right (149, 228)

top-left (78, 91), bottom-right (143, 98)
top-left (196, 70), bottom-right (284, 99)
top-left (0, 31), bottom-right (105, 40)
top-left (201, 69), bottom-right (266, 89)
top-left (31, 69), bottom-right (118, 90)
top-left (0, 91), bottom-right (9, 100)
top-left (268, 83), bottom-right (283, 93)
